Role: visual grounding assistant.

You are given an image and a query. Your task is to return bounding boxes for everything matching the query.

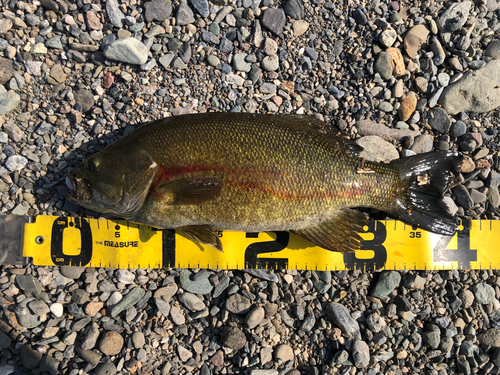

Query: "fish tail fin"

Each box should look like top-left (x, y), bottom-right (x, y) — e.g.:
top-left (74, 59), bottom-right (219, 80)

top-left (388, 151), bottom-right (463, 235)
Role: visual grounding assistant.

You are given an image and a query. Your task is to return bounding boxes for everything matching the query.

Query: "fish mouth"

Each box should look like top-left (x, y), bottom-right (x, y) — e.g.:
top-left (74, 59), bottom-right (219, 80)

top-left (65, 175), bottom-right (92, 203)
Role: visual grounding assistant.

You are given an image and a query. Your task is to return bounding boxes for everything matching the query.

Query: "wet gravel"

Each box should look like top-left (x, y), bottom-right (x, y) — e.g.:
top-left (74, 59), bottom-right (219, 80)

top-left (1, 0), bottom-right (500, 374)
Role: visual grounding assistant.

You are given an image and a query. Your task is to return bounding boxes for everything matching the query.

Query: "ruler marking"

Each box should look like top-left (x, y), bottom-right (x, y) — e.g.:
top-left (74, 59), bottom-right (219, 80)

top-left (161, 230), bottom-right (176, 268)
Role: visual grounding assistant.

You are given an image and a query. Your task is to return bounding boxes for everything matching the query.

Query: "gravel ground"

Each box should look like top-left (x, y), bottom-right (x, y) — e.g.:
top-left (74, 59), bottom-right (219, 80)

top-left (1, 0), bottom-right (500, 374)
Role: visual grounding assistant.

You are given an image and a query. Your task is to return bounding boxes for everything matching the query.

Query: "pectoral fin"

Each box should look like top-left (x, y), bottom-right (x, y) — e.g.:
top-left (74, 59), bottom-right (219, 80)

top-left (178, 225), bottom-right (223, 252)
top-left (293, 209), bottom-right (367, 253)
top-left (156, 177), bottom-right (223, 205)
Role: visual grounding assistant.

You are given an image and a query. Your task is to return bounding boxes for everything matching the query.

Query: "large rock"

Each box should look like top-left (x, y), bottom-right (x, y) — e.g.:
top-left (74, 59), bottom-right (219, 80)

top-left (439, 60), bottom-right (500, 115)
top-left (356, 136), bottom-right (400, 163)
top-left (438, 1), bottom-right (472, 44)
top-left (103, 37), bottom-right (148, 65)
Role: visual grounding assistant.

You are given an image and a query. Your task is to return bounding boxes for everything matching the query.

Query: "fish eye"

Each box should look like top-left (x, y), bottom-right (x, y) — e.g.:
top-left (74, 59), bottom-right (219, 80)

top-left (87, 157), bottom-right (99, 171)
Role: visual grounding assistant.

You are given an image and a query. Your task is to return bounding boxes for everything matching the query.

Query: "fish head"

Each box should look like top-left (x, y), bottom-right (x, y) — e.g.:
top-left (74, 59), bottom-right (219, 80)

top-left (65, 147), bottom-right (159, 218)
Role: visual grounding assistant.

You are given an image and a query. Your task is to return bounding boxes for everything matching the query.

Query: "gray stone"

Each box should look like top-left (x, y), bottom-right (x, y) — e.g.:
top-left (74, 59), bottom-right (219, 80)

top-left (374, 52), bottom-right (393, 80)
top-left (15, 298), bottom-right (42, 328)
top-left (20, 344), bottom-right (42, 369)
top-left (246, 306), bottom-right (265, 329)
top-left (325, 302), bottom-right (361, 339)
top-left (0, 92), bottom-right (21, 115)
top-left (154, 283), bottom-right (178, 302)
top-left (81, 322), bottom-right (100, 350)
top-left (233, 53), bottom-right (251, 72)
top-left (95, 362), bottom-right (117, 375)
top-left (372, 271), bottom-right (401, 299)
top-left (106, 0), bottom-right (125, 27)
top-left (226, 293), bottom-right (252, 314)
top-left (478, 329), bottom-right (500, 347)
top-left (220, 326), bottom-right (246, 349)
top-left (438, 1), bottom-right (472, 43)
top-left (178, 345), bottom-right (193, 362)
top-left (159, 53), bottom-right (175, 69)
top-left (486, 40), bottom-right (500, 60)
top-left (261, 8), bottom-right (286, 39)
top-left (103, 37), bottom-right (148, 65)
top-left (206, 55), bottom-right (220, 67)
top-left (428, 107), bottom-right (451, 134)
top-left (60, 267), bottom-right (86, 279)
top-left (144, 0), bottom-right (172, 22)
top-left (176, 2), bottom-right (195, 26)
top-left (2, 122), bottom-right (23, 142)
top-left (450, 121), bottom-right (467, 138)
top-left (260, 83), bottom-right (277, 94)
top-left (452, 185), bottom-right (474, 210)
top-left (352, 340), bottom-right (370, 368)
top-left (5, 155), bottom-right (28, 171)
top-left (244, 269), bottom-right (279, 282)
top-left (73, 89), bottom-right (94, 112)
top-left (356, 136), bottom-right (399, 163)
top-left (473, 283), bottom-right (495, 304)
top-left (170, 304), bottom-right (185, 325)
top-left (16, 275), bottom-right (42, 296)
top-left (116, 269), bottom-right (135, 284)
top-left (178, 292), bottom-right (205, 311)
top-left (172, 57), bottom-right (187, 70)
top-left (261, 54), bottom-right (279, 71)
top-left (410, 134), bottom-right (434, 154)
top-left (356, 119), bottom-right (419, 142)
top-left (440, 59), bottom-right (500, 115)
top-left (180, 269), bottom-right (213, 294)
top-left (190, 0), bottom-right (210, 17)
top-left (274, 344), bottom-right (294, 362)
top-left (284, 0), bottom-right (304, 20)
top-left (11, 202), bottom-right (30, 215)
top-left (132, 331), bottom-right (145, 349)
top-left (0, 330), bottom-right (11, 350)
top-left (45, 36), bottom-right (63, 49)
top-left (155, 298), bottom-right (171, 317)
top-left (39, 355), bottom-right (59, 375)
top-left (110, 287), bottom-right (145, 317)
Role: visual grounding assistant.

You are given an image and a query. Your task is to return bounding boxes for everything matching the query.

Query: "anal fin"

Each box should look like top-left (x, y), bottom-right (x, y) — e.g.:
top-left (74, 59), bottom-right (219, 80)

top-left (178, 225), bottom-right (223, 252)
top-left (293, 209), bottom-right (367, 253)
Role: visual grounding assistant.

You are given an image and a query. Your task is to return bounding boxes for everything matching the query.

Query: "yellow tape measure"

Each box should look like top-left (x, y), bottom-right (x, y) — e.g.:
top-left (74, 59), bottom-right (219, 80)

top-left (19, 216), bottom-right (498, 270)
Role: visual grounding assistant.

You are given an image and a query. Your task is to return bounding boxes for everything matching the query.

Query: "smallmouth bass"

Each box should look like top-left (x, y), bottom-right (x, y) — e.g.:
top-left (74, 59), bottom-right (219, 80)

top-left (65, 113), bottom-right (462, 253)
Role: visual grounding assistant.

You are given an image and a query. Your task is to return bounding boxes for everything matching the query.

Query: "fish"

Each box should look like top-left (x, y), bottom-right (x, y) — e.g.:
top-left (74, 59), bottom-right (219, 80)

top-left (65, 113), bottom-right (462, 253)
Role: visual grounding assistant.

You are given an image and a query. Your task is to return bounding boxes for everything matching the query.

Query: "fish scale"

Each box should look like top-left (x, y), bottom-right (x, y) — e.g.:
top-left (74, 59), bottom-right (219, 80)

top-left (66, 113), bottom-right (462, 253)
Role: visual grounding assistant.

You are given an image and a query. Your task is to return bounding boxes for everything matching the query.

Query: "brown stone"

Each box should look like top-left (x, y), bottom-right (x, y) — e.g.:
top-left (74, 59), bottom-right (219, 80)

top-left (85, 301), bottom-right (103, 317)
top-left (398, 92), bottom-right (417, 121)
top-left (86, 11), bottom-right (102, 30)
top-left (404, 25), bottom-right (429, 58)
top-left (99, 331), bottom-right (124, 356)
top-left (0, 57), bottom-right (15, 85)
top-left (460, 156), bottom-right (475, 173)
top-left (210, 350), bottom-right (224, 367)
top-left (386, 47), bottom-right (405, 76)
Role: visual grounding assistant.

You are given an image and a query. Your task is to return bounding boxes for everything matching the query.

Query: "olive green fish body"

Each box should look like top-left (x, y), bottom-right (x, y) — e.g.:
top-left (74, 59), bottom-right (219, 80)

top-left (66, 113), bottom-right (462, 252)
top-left (121, 114), bottom-right (396, 229)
